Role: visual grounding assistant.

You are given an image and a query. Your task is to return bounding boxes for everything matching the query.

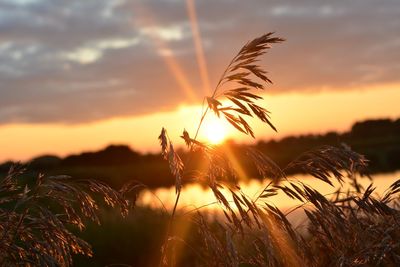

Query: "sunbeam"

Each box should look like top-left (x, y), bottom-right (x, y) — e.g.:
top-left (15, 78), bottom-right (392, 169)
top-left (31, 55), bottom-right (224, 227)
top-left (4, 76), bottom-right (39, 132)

top-left (131, 2), bottom-right (198, 103)
top-left (186, 0), bottom-right (211, 96)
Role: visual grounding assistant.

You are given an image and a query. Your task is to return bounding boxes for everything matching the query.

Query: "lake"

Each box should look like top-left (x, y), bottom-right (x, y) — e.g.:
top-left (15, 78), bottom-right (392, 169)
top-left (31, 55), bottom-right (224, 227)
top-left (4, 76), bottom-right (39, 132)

top-left (138, 171), bottom-right (400, 223)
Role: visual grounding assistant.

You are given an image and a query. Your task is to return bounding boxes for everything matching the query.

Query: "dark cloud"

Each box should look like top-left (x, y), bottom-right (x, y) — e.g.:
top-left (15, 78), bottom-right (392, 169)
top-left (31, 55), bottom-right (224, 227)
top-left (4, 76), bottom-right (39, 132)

top-left (0, 0), bottom-right (399, 124)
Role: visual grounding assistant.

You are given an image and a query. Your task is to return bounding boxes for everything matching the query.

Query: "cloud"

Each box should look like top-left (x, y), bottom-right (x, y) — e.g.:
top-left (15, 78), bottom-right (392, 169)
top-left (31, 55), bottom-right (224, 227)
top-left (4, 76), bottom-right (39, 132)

top-left (0, 0), bottom-right (399, 124)
top-left (61, 36), bottom-right (140, 64)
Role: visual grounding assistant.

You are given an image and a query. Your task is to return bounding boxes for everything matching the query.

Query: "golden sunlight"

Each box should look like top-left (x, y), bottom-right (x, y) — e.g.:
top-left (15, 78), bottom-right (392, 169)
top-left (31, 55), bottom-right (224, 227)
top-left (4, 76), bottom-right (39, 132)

top-left (202, 115), bottom-right (228, 144)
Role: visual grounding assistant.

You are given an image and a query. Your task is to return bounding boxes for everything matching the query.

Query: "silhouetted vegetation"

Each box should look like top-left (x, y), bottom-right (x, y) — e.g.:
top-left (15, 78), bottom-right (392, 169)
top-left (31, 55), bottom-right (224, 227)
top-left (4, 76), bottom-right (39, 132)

top-left (1, 118), bottom-right (398, 189)
top-left (0, 165), bottom-right (129, 266)
top-left (154, 33), bottom-right (400, 267)
top-left (255, 117), bottom-right (400, 174)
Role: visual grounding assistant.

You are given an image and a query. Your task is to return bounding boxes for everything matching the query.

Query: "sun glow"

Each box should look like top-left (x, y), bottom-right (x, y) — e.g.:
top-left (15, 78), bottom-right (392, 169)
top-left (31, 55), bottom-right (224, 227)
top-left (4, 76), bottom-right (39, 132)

top-left (202, 116), bottom-right (228, 144)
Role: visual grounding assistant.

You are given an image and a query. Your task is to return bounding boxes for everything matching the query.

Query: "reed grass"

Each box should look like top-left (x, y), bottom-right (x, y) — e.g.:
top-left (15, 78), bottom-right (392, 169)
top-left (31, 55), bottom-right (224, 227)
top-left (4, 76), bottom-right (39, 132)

top-left (158, 33), bottom-right (400, 267)
top-left (0, 164), bottom-right (128, 266)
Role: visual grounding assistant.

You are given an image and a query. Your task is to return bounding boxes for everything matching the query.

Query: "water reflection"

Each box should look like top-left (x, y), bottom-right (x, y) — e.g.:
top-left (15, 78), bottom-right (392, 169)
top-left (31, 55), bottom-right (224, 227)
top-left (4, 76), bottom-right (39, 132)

top-left (138, 172), bottom-right (400, 215)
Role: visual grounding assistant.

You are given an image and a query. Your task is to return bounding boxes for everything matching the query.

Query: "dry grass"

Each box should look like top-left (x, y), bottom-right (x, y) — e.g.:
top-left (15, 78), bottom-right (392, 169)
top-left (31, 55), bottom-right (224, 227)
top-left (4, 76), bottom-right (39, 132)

top-left (0, 164), bottom-right (129, 266)
top-left (159, 33), bottom-right (400, 267)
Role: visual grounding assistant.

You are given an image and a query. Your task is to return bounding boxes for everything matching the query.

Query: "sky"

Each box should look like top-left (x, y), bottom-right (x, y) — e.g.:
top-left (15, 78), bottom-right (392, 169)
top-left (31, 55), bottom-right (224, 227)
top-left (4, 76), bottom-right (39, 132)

top-left (0, 0), bottom-right (399, 161)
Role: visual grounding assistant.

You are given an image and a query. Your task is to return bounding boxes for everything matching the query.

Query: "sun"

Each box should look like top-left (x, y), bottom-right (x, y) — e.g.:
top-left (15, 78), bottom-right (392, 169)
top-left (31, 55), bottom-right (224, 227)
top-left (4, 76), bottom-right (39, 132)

top-left (202, 116), bottom-right (228, 144)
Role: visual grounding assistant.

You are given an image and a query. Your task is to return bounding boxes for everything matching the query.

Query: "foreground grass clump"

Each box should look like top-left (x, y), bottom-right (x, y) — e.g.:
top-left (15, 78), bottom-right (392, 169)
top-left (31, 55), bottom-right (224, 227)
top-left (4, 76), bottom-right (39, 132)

top-left (157, 33), bottom-right (400, 266)
top-left (155, 144), bottom-right (400, 266)
top-left (0, 165), bottom-right (128, 266)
